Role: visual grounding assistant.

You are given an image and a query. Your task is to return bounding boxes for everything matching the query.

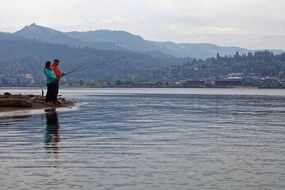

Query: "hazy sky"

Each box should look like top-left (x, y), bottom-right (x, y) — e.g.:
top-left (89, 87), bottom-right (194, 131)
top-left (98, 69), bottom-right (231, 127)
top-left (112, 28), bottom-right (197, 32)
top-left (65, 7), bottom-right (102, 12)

top-left (1, 0), bottom-right (284, 49)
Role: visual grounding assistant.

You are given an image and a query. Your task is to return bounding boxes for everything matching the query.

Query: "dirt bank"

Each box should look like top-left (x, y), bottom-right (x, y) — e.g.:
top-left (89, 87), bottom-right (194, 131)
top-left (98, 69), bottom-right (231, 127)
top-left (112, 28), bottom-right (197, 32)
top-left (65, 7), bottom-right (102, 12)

top-left (0, 92), bottom-right (74, 112)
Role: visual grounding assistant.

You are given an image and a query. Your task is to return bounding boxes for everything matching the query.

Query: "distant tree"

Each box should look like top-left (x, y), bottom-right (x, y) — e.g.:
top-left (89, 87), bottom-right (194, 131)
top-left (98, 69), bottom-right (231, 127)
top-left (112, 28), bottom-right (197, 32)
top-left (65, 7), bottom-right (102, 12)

top-left (216, 53), bottom-right (221, 60)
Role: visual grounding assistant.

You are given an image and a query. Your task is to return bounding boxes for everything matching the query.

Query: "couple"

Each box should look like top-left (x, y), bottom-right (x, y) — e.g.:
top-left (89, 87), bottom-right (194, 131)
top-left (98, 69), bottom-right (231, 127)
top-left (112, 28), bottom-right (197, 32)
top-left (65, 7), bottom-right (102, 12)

top-left (44, 59), bottom-right (64, 105)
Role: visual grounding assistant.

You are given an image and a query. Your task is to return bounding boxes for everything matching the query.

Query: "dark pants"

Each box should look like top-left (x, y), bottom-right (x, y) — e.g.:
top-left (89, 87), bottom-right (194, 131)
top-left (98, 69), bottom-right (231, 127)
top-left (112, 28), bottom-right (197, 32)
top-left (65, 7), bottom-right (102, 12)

top-left (54, 81), bottom-right (59, 101)
top-left (46, 82), bottom-right (56, 104)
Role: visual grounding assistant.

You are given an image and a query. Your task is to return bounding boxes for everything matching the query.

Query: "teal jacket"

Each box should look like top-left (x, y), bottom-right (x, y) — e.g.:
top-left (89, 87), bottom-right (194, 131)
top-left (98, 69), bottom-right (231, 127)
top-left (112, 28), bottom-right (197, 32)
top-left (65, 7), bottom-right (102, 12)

top-left (44, 68), bottom-right (57, 84)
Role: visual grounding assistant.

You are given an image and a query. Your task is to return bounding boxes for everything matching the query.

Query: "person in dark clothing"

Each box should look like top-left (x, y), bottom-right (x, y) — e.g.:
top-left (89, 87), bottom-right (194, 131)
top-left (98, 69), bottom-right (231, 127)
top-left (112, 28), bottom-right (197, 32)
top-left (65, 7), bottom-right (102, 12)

top-left (44, 109), bottom-right (60, 154)
top-left (51, 59), bottom-right (64, 104)
top-left (44, 61), bottom-right (57, 105)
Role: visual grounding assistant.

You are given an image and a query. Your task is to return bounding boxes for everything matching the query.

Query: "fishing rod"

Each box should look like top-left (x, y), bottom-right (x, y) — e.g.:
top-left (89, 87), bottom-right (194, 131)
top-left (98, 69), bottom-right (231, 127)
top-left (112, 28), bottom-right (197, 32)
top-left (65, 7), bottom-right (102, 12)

top-left (63, 57), bottom-right (125, 76)
top-left (64, 61), bottom-right (95, 76)
top-left (64, 61), bottom-right (102, 76)
top-left (66, 63), bottom-right (98, 75)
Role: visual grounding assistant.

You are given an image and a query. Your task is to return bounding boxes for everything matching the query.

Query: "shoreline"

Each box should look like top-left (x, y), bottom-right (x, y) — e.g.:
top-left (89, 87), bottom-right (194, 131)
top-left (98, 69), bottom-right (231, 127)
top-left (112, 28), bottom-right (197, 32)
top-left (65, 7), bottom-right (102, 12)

top-left (0, 102), bottom-right (75, 113)
top-left (0, 93), bottom-right (75, 113)
top-left (1, 85), bottom-right (285, 89)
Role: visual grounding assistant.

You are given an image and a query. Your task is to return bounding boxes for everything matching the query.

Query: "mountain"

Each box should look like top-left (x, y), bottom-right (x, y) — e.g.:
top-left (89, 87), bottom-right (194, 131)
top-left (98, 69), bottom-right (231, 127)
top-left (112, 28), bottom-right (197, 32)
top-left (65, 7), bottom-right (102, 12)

top-left (12, 23), bottom-right (282, 59)
top-left (66, 29), bottom-right (254, 59)
top-left (0, 32), bottom-right (189, 84)
top-left (14, 24), bottom-right (126, 51)
top-left (15, 23), bottom-right (82, 46)
top-left (177, 43), bottom-right (252, 58)
top-left (0, 31), bottom-right (25, 41)
top-left (1, 30), bottom-right (284, 85)
top-left (66, 30), bottom-right (153, 51)
top-left (65, 29), bottom-right (283, 59)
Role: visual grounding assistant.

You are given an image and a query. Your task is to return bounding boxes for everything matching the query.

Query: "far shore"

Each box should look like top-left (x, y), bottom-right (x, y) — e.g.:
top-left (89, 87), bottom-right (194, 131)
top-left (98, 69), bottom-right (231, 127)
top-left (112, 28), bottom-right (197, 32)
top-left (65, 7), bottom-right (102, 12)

top-left (1, 85), bottom-right (285, 89)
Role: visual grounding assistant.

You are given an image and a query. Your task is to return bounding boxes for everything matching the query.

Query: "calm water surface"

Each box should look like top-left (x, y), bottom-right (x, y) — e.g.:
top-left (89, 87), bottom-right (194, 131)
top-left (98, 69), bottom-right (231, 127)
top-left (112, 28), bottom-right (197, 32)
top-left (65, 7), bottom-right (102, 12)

top-left (0, 88), bottom-right (285, 190)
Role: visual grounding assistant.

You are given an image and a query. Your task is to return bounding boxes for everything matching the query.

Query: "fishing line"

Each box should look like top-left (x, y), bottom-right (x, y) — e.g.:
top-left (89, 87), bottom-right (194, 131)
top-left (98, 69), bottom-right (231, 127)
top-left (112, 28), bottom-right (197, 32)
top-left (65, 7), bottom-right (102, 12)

top-left (63, 57), bottom-right (125, 76)
top-left (64, 61), bottom-right (95, 76)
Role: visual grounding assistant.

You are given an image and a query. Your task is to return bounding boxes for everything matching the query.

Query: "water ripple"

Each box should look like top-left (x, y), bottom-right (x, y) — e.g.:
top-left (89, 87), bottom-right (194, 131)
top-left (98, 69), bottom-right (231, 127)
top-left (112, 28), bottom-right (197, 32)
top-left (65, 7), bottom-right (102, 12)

top-left (0, 88), bottom-right (285, 190)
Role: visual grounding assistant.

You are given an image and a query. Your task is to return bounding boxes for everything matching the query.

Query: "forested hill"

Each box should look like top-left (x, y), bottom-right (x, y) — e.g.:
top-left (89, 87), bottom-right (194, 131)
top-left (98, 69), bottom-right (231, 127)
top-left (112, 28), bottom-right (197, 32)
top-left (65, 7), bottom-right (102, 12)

top-left (0, 33), bottom-right (190, 84)
top-left (15, 23), bottom-right (282, 59)
top-left (141, 51), bottom-right (285, 81)
top-left (1, 28), bottom-right (285, 86)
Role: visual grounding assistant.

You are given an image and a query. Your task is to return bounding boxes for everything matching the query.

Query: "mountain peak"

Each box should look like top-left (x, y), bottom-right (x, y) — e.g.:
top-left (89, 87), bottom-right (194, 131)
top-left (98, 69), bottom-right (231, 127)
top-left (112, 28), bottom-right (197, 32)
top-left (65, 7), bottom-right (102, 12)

top-left (30, 23), bottom-right (37, 27)
top-left (14, 23), bottom-right (69, 43)
top-left (16, 23), bottom-right (60, 34)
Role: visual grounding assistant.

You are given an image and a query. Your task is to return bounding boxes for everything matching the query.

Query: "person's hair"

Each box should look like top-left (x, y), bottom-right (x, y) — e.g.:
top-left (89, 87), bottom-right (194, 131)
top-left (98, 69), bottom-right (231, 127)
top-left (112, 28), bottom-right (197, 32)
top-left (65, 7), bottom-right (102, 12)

top-left (54, 59), bottom-right (60, 63)
top-left (45, 61), bottom-right (51, 69)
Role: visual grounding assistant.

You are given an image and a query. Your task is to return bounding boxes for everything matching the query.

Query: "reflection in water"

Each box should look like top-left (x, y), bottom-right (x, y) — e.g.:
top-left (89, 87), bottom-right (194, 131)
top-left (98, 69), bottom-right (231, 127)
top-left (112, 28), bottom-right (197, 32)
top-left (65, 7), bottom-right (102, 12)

top-left (1, 89), bottom-right (285, 190)
top-left (44, 108), bottom-right (60, 154)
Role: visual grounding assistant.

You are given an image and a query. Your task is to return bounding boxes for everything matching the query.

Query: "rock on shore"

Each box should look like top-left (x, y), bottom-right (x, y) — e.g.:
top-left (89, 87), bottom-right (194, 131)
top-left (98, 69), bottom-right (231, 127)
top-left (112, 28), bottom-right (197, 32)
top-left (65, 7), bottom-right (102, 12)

top-left (0, 92), bottom-right (74, 112)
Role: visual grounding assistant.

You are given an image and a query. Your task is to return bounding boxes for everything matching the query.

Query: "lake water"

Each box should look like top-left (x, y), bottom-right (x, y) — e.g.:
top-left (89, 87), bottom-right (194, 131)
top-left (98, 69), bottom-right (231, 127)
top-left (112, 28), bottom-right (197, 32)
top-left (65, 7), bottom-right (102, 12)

top-left (0, 88), bottom-right (285, 190)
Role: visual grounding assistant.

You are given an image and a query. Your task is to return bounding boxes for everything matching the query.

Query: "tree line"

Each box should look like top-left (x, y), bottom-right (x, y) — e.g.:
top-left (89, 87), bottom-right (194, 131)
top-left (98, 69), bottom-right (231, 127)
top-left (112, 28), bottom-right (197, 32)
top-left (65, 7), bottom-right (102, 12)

top-left (140, 51), bottom-right (285, 82)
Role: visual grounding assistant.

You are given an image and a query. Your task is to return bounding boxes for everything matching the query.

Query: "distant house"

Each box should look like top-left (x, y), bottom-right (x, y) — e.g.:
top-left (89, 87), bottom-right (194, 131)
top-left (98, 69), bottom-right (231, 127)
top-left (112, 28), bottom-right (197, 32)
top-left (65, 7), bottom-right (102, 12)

top-left (215, 77), bottom-right (243, 87)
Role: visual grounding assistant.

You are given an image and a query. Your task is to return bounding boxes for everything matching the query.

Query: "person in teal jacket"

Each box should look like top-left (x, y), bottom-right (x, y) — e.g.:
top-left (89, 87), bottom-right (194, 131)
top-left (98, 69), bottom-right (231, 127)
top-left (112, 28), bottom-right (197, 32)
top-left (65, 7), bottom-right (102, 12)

top-left (44, 61), bottom-right (57, 104)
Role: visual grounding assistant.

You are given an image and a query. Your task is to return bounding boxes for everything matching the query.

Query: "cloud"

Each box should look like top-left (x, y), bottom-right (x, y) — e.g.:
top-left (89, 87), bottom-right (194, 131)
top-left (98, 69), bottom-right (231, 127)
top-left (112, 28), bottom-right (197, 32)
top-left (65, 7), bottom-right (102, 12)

top-left (0, 0), bottom-right (284, 49)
